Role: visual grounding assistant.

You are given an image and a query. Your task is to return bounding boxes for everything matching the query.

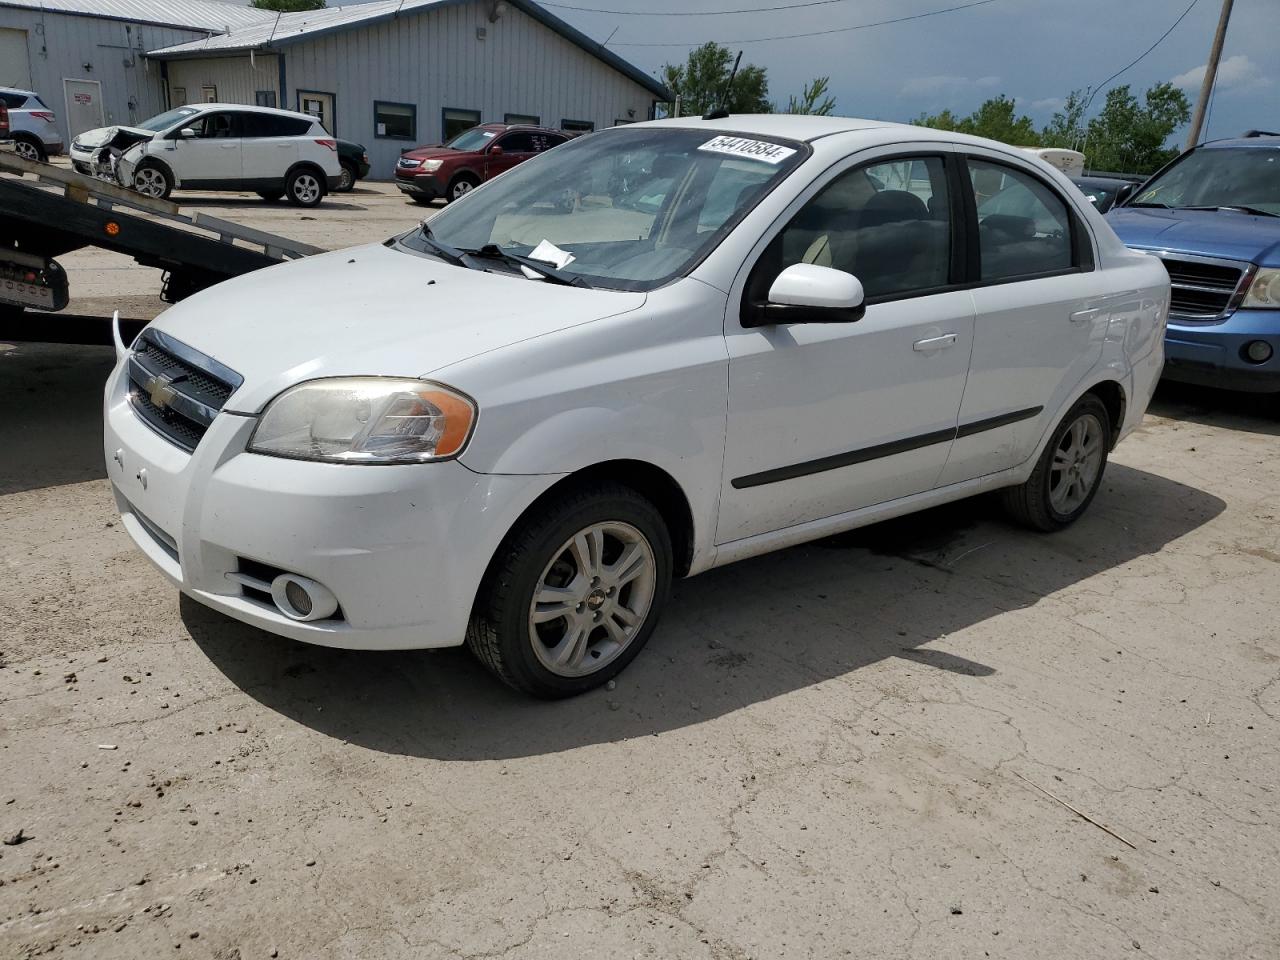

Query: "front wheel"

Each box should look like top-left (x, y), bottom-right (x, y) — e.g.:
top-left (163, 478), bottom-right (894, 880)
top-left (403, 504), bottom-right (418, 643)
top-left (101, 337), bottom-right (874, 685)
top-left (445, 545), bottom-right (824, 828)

top-left (1002, 394), bottom-right (1112, 531)
top-left (285, 169), bottom-right (324, 207)
top-left (446, 174), bottom-right (478, 203)
top-left (467, 484), bottom-right (673, 698)
top-left (132, 162), bottom-right (172, 200)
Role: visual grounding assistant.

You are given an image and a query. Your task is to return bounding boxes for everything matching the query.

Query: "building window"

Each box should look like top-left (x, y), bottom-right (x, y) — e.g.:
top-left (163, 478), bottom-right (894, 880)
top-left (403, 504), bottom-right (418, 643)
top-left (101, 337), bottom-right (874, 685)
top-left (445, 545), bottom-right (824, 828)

top-left (442, 107), bottom-right (481, 142)
top-left (255, 90), bottom-right (277, 108)
top-left (374, 101), bottom-right (416, 140)
top-left (504, 112), bottom-right (539, 126)
top-left (561, 119), bottom-right (594, 133)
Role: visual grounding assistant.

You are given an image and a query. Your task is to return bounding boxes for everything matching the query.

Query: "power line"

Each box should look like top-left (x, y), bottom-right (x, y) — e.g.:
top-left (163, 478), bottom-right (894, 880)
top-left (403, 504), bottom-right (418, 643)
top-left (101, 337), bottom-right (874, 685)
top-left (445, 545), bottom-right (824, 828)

top-left (542, 0), bottom-right (859, 15)
top-left (1080, 0), bottom-right (1199, 114)
top-left (607, 0), bottom-right (999, 47)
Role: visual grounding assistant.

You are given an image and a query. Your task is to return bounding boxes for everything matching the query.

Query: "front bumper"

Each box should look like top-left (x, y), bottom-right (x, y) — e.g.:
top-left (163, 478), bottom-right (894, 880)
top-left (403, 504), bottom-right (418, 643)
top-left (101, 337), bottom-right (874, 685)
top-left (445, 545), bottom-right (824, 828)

top-left (1163, 308), bottom-right (1280, 393)
top-left (395, 171), bottom-right (443, 199)
top-left (104, 360), bottom-right (558, 650)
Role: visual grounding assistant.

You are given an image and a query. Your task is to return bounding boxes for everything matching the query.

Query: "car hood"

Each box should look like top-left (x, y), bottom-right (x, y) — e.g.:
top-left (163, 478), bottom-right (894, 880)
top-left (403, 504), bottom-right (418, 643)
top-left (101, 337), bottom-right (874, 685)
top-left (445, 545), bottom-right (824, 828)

top-left (1106, 206), bottom-right (1280, 266)
top-left (145, 242), bottom-right (646, 414)
top-left (73, 124), bottom-right (154, 148)
top-left (400, 145), bottom-right (465, 162)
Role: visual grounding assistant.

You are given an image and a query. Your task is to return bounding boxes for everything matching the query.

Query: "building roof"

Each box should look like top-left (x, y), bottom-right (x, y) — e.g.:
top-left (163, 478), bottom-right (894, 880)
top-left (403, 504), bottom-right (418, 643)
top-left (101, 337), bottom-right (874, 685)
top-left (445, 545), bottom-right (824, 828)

top-left (0, 0), bottom-right (275, 33)
top-left (146, 0), bottom-right (671, 100)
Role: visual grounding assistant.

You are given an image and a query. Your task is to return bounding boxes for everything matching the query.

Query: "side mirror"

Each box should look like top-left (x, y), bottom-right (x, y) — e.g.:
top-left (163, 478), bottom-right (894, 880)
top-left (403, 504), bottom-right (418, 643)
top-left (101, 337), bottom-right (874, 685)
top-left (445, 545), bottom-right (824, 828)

top-left (488, 145), bottom-right (504, 157)
top-left (1114, 182), bottom-right (1138, 207)
top-left (177, 127), bottom-right (196, 140)
top-left (745, 263), bottom-right (866, 327)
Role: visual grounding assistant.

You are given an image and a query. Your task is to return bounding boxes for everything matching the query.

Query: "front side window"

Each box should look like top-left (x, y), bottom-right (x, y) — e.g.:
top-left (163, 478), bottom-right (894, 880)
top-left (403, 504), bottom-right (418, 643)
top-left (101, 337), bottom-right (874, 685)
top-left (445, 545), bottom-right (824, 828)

top-left (1131, 146), bottom-right (1280, 216)
top-left (970, 159), bottom-right (1073, 281)
top-left (443, 108), bottom-right (481, 142)
top-left (748, 155), bottom-right (953, 304)
top-left (181, 112), bottom-right (240, 139)
top-left (408, 127), bottom-right (807, 291)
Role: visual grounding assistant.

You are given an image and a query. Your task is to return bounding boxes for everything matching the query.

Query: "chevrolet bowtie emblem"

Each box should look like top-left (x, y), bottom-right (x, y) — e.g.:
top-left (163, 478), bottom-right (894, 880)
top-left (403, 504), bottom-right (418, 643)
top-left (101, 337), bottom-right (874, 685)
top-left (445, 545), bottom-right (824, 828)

top-left (143, 372), bottom-right (178, 410)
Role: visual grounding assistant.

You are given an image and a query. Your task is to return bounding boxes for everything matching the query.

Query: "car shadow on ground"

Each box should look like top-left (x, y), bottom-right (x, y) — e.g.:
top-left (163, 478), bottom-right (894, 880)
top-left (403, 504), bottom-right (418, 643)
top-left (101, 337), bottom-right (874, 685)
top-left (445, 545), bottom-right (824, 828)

top-left (1150, 380), bottom-right (1279, 435)
top-left (171, 195), bottom-right (366, 212)
top-left (183, 462), bottom-right (1225, 761)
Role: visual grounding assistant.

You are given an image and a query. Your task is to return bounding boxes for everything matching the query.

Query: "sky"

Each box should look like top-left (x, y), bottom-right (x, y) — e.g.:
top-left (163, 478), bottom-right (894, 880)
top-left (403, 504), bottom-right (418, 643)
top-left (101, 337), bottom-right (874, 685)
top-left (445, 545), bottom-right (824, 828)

top-left (534, 0), bottom-right (1274, 144)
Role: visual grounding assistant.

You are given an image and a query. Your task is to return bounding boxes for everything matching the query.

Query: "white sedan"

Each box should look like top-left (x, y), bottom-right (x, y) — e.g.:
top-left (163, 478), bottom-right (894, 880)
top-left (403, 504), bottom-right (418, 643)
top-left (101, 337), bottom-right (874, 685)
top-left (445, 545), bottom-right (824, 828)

top-left (103, 115), bottom-right (1169, 697)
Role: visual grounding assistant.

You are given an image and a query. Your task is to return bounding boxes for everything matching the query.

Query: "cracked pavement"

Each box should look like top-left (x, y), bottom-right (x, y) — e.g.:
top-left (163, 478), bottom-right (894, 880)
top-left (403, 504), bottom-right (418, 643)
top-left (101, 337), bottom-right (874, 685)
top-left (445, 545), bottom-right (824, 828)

top-left (2, 195), bottom-right (1279, 957)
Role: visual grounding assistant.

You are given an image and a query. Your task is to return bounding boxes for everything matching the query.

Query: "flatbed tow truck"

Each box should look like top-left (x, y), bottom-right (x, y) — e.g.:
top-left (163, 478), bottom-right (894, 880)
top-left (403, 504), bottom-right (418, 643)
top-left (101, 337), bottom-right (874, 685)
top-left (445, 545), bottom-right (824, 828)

top-left (0, 148), bottom-right (322, 336)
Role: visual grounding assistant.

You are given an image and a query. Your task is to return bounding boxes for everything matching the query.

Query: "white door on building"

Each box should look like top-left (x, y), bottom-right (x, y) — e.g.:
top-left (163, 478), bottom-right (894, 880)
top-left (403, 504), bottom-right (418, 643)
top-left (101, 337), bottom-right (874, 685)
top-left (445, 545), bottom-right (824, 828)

top-left (298, 92), bottom-right (334, 134)
top-left (63, 79), bottom-right (105, 139)
top-left (0, 29), bottom-right (31, 88)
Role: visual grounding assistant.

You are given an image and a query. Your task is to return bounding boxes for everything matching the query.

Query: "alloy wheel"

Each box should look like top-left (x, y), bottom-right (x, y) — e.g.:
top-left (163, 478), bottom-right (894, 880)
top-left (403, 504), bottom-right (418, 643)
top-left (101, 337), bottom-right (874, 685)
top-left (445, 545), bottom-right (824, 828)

top-left (13, 140), bottom-right (40, 162)
top-left (1049, 412), bottom-right (1104, 514)
top-left (338, 167), bottom-right (354, 191)
top-left (527, 521), bottom-right (657, 678)
top-left (133, 168), bottom-right (167, 198)
top-left (451, 180), bottom-right (473, 200)
top-left (292, 173), bottom-right (321, 205)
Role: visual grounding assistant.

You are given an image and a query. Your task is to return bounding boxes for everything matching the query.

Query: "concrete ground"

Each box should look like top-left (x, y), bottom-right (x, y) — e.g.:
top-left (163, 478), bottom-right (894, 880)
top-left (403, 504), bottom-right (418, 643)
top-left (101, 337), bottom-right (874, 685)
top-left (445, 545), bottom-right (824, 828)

top-left (1, 183), bottom-right (1279, 960)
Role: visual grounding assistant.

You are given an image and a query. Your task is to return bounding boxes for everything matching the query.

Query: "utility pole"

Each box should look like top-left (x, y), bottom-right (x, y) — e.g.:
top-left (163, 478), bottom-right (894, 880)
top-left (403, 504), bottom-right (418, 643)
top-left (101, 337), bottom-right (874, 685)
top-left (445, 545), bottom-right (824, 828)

top-left (1186, 0), bottom-right (1234, 149)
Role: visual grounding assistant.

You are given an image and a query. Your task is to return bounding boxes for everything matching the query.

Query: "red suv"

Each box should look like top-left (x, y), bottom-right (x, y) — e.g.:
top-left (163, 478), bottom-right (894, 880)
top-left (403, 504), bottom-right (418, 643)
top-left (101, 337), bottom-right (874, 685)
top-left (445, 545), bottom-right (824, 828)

top-left (394, 123), bottom-right (570, 204)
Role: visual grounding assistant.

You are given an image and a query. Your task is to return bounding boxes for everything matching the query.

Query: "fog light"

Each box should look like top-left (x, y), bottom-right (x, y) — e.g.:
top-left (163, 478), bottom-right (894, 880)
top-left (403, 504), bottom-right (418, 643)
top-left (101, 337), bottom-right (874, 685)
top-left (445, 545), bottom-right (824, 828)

top-left (270, 574), bottom-right (339, 622)
top-left (1244, 340), bottom-right (1273, 364)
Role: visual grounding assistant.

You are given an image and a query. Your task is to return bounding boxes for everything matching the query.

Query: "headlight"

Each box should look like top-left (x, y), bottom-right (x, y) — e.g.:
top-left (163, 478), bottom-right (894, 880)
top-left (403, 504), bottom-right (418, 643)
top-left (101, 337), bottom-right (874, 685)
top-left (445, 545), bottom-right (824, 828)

top-left (1242, 268), bottom-right (1280, 308)
top-left (419, 158), bottom-right (443, 172)
top-left (248, 378), bottom-right (476, 464)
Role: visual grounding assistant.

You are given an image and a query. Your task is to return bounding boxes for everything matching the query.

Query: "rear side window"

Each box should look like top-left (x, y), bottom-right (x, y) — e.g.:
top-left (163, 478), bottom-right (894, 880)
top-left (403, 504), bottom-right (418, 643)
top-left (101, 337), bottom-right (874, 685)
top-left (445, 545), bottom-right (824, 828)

top-left (0, 93), bottom-right (27, 108)
top-left (243, 113), bottom-right (313, 137)
top-left (496, 132), bottom-right (536, 153)
top-left (969, 160), bottom-right (1073, 282)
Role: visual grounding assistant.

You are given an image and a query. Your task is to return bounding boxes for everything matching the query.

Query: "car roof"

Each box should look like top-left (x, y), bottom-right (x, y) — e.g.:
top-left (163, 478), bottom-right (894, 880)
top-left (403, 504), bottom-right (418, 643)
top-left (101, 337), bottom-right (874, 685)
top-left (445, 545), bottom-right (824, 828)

top-left (1199, 135), bottom-right (1280, 150)
top-left (186, 102), bottom-right (321, 123)
top-left (0, 86), bottom-right (37, 98)
top-left (478, 122), bottom-right (567, 135)
top-left (635, 113), bottom-right (906, 143)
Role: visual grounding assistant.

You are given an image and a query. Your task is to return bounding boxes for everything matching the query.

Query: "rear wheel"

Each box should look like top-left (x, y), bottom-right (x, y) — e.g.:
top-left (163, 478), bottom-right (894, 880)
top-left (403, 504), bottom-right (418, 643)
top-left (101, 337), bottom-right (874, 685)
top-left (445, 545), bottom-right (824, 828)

top-left (132, 162), bottom-right (172, 200)
top-left (336, 161), bottom-right (357, 192)
top-left (12, 136), bottom-right (45, 163)
top-left (467, 484), bottom-right (673, 698)
top-left (1002, 394), bottom-right (1111, 531)
top-left (285, 168), bottom-right (324, 207)
top-left (256, 189), bottom-right (284, 202)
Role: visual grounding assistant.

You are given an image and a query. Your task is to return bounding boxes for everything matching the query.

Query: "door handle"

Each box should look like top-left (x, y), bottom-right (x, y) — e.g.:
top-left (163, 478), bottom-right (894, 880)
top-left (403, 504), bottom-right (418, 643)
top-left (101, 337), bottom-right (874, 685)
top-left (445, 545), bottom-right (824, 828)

top-left (1070, 307), bottom-right (1100, 325)
top-left (219, 143), bottom-right (238, 149)
top-left (913, 333), bottom-right (957, 352)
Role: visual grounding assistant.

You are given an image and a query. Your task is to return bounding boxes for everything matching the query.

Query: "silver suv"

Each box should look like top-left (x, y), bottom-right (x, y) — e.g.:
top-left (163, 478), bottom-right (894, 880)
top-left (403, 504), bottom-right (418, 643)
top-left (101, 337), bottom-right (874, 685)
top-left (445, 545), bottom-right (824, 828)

top-left (0, 87), bottom-right (63, 162)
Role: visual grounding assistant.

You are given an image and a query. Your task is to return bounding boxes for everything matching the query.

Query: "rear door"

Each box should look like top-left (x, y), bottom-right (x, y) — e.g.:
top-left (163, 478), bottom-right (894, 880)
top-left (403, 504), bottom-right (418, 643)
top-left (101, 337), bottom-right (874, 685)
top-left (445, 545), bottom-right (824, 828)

top-left (240, 111), bottom-right (304, 183)
top-left (937, 152), bottom-right (1111, 485)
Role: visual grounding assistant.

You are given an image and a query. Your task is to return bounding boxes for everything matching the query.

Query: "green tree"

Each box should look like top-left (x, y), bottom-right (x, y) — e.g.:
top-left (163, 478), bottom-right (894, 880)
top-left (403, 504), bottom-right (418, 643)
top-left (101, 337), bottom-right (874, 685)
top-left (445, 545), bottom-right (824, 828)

top-left (1039, 89), bottom-right (1088, 150)
top-left (661, 43), bottom-right (770, 117)
top-left (250, 0), bottom-right (324, 11)
top-left (1082, 82), bottom-right (1191, 174)
top-left (915, 95), bottom-right (1040, 145)
top-left (784, 76), bottom-right (836, 116)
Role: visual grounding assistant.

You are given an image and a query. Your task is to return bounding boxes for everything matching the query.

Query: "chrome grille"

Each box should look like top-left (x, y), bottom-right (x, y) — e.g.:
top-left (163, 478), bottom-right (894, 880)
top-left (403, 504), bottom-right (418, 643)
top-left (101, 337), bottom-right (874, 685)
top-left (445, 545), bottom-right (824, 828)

top-left (1155, 254), bottom-right (1249, 321)
top-left (126, 329), bottom-right (242, 452)
top-left (396, 156), bottom-right (420, 170)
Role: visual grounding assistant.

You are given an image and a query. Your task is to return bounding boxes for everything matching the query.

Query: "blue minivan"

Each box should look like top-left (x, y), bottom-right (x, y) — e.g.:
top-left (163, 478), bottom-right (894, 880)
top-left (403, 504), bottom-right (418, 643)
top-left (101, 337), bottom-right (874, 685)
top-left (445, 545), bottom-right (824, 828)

top-left (1106, 132), bottom-right (1280, 393)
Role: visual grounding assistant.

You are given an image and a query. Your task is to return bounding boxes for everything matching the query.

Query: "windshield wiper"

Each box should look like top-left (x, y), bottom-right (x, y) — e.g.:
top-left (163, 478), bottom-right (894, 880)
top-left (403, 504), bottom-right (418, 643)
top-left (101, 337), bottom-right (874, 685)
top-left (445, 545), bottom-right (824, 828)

top-left (1178, 204), bottom-right (1279, 218)
top-left (460, 244), bottom-right (591, 288)
top-left (415, 225), bottom-right (469, 266)
top-left (1127, 201), bottom-right (1170, 208)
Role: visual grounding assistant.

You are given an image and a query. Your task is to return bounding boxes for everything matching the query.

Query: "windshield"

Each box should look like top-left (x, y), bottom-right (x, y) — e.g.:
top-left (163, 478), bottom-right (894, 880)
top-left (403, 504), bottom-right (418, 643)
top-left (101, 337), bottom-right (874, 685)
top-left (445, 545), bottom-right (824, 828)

top-left (445, 127), bottom-right (498, 151)
top-left (140, 106), bottom-right (201, 132)
top-left (1132, 147), bottom-right (1280, 215)
top-left (408, 127), bottom-right (806, 291)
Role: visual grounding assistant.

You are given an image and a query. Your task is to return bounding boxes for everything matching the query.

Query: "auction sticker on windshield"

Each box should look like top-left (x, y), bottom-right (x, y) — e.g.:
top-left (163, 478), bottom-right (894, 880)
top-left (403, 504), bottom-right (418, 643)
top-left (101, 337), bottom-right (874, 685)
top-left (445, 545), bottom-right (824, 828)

top-left (698, 136), bottom-right (797, 165)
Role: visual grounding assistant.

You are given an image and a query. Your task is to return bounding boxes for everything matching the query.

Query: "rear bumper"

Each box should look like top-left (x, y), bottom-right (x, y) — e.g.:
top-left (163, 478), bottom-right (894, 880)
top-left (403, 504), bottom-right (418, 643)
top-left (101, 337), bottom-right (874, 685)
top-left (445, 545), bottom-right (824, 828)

top-left (1163, 308), bottom-right (1280, 393)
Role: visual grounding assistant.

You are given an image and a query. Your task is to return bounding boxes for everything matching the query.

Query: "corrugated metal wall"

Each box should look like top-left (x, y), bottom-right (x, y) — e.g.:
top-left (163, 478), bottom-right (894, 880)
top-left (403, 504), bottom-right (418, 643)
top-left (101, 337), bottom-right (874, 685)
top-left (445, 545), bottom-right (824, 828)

top-left (167, 54), bottom-right (278, 106)
top-left (172, 0), bottom-right (657, 178)
top-left (0, 8), bottom-right (207, 144)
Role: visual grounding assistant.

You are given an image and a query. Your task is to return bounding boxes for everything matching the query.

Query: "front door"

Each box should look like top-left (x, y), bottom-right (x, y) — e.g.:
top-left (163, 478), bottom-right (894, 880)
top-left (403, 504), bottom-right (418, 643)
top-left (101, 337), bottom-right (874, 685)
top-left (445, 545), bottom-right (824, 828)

top-left (936, 153), bottom-right (1111, 486)
top-left (170, 111), bottom-right (242, 186)
top-left (298, 91), bottom-right (334, 134)
top-left (62, 78), bottom-right (104, 140)
top-left (718, 152), bottom-right (975, 544)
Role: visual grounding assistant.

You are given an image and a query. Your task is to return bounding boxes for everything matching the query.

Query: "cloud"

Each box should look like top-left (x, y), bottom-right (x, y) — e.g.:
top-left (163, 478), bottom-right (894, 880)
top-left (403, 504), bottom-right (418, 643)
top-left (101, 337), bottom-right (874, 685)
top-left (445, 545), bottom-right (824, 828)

top-left (901, 74), bottom-right (1001, 98)
top-left (1031, 97), bottom-right (1067, 112)
top-left (1171, 54), bottom-right (1272, 93)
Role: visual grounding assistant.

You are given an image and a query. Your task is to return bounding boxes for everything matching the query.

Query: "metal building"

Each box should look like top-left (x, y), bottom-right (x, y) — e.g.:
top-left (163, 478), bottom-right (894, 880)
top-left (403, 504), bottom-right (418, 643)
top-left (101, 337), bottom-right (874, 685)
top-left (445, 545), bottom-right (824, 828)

top-left (147, 0), bottom-right (671, 175)
top-left (0, 0), bottom-right (273, 145)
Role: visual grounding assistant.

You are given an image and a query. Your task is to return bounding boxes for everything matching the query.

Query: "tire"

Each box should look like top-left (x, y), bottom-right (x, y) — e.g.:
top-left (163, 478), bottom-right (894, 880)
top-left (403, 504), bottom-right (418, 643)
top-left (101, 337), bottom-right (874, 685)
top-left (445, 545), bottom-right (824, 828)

top-left (256, 190), bottom-right (284, 202)
top-left (336, 161), bottom-right (357, 192)
top-left (1002, 394), bottom-right (1112, 532)
top-left (285, 168), bottom-right (325, 208)
top-left (132, 161), bottom-right (172, 200)
top-left (466, 483), bottom-right (673, 698)
top-left (12, 136), bottom-right (46, 163)
top-left (446, 174), bottom-right (478, 203)
top-left (409, 196), bottom-right (433, 206)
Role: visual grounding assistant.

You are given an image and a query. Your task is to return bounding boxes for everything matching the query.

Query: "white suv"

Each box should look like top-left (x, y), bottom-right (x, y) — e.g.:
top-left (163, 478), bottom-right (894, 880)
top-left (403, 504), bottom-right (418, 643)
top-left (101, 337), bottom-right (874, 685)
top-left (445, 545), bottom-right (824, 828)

top-left (103, 116), bottom-right (1169, 697)
top-left (113, 103), bottom-right (341, 206)
top-left (0, 87), bottom-right (63, 162)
